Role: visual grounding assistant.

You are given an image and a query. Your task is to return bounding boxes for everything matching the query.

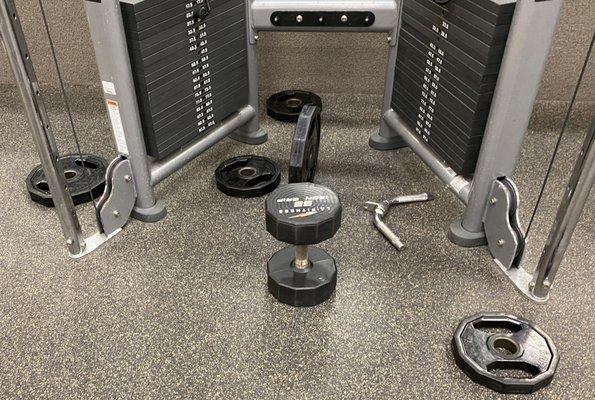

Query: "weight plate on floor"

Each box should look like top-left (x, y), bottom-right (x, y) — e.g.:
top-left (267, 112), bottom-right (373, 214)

top-left (289, 104), bottom-right (321, 183)
top-left (215, 155), bottom-right (281, 198)
top-left (452, 313), bottom-right (559, 394)
top-left (26, 154), bottom-right (108, 208)
top-left (267, 90), bottom-right (323, 123)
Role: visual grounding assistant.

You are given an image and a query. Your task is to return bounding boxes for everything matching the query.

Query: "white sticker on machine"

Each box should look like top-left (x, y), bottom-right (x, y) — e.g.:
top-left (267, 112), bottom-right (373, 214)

top-left (106, 100), bottom-right (129, 156)
top-left (102, 81), bottom-right (117, 96)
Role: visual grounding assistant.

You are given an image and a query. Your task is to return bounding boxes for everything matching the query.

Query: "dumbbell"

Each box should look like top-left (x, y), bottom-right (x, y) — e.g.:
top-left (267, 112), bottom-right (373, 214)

top-left (265, 183), bottom-right (342, 307)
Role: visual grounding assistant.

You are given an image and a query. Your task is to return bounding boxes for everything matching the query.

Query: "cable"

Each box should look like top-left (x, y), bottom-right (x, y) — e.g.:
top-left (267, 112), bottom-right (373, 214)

top-left (524, 31), bottom-right (594, 239)
top-left (36, 0), bottom-right (101, 220)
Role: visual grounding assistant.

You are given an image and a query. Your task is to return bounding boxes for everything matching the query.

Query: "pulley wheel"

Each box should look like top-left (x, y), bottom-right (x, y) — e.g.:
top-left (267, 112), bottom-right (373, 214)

top-left (267, 90), bottom-right (322, 123)
top-left (215, 155), bottom-right (281, 198)
top-left (289, 104), bottom-right (321, 183)
top-left (26, 154), bottom-right (108, 208)
top-left (452, 313), bottom-right (559, 394)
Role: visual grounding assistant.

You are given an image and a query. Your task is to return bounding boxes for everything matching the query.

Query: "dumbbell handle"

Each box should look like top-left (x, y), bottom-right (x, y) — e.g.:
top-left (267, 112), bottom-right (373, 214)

top-left (295, 245), bottom-right (309, 269)
top-left (364, 192), bottom-right (436, 250)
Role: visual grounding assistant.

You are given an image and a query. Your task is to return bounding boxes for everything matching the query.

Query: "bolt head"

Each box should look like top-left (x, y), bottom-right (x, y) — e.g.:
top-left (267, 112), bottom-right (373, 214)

top-left (340, 14), bottom-right (348, 23)
top-left (124, 175), bottom-right (132, 182)
top-left (296, 15), bottom-right (303, 23)
top-left (543, 280), bottom-right (551, 288)
top-left (529, 281), bottom-right (536, 288)
top-left (490, 197), bottom-right (498, 205)
top-left (113, 210), bottom-right (120, 217)
top-left (497, 239), bottom-right (505, 246)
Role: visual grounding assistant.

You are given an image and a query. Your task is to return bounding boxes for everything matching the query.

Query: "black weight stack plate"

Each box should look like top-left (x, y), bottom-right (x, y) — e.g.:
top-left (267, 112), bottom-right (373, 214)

top-left (215, 155), bottom-right (281, 198)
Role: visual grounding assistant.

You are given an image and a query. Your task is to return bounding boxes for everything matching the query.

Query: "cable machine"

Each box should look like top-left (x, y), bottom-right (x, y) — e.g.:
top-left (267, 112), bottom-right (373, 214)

top-left (1, 0), bottom-right (593, 303)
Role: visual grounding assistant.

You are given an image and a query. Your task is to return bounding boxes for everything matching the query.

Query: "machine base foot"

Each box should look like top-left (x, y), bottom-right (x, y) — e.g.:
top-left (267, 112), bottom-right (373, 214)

top-left (131, 200), bottom-right (167, 223)
top-left (448, 220), bottom-right (487, 247)
top-left (230, 127), bottom-right (268, 145)
top-left (369, 129), bottom-right (408, 151)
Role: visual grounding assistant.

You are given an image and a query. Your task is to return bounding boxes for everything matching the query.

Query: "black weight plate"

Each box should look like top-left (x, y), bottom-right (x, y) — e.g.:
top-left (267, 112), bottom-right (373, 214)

top-left (148, 71), bottom-right (248, 134)
top-left (452, 313), bottom-right (559, 394)
top-left (137, 46), bottom-right (246, 94)
top-left (267, 90), bottom-right (323, 123)
top-left (428, 0), bottom-right (515, 26)
top-left (120, 0), bottom-right (191, 15)
top-left (401, 16), bottom-right (503, 71)
top-left (393, 75), bottom-right (490, 133)
top-left (397, 34), bottom-right (498, 97)
top-left (26, 154), bottom-right (108, 208)
top-left (126, 3), bottom-right (245, 52)
top-left (392, 78), bottom-right (488, 140)
top-left (396, 57), bottom-right (495, 111)
top-left (215, 155), bottom-right (281, 198)
top-left (394, 105), bottom-right (480, 174)
top-left (398, 29), bottom-right (500, 89)
top-left (129, 28), bottom-right (245, 77)
top-left (147, 83), bottom-right (248, 149)
top-left (136, 56), bottom-right (247, 121)
top-left (136, 55), bottom-right (248, 116)
top-left (411, 0), bottom-right (513, 44)
top-left (392, 93), bottom-right (484, 148)
top-left (403, 2), bottom-right (508, 59)
top-left (154, 84), bottom-right (248, 150)
top-left (123, 0), bottom-right (242, 42)
top-left (152, 87), bottom-right (248, 158)
top-left (393, 97), bottom-right (483, 158)
top-left (395, 106), bottom-right (479, 169)
top-left (289, 104), bottom-right (321, 183)
top-left (394, 62), bottom-right (493, 122)
top-left (128, 17), bottom-right (245, 60)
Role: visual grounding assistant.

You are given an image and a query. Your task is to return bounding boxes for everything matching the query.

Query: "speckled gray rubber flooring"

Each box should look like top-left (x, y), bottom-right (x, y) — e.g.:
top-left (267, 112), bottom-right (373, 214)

top-left (0, 85), bottom-right (593, 399)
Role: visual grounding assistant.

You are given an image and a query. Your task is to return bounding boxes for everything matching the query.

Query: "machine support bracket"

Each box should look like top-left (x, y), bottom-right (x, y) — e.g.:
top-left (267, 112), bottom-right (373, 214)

top-left (483, 178), bottom-right (525, 270)
top-left (97, 157), bottom-right (136, 237)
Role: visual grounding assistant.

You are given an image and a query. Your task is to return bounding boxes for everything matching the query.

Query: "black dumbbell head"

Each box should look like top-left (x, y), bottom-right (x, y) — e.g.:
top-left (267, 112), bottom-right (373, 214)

top-left (266, 183), bottom-right (342, 245)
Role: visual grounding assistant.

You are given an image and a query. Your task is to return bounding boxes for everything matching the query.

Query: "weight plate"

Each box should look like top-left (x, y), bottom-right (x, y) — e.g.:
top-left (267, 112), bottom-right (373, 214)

top-left (452, 313), bottom-right (559, 394)
top-left (26, 154), bottom-right (108, 208)
top-left (398, 29), bottom-right (500, 89)
top-left (396, 36), bottom-right (498, 97)
top-left (215, 155), bottom-right (281, 198)
top-left (289, 104), bottom-right (321, 183)
top-left (153, 92), bottom-right (247, 158)
top-left (267, 90), bottom-right (323, 123)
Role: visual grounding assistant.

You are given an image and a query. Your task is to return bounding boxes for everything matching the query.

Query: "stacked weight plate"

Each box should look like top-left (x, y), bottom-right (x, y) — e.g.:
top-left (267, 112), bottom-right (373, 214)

top-left (120, 0), bottom-right (250, 159)
top-left (392, 0), bottom-right (516, 175)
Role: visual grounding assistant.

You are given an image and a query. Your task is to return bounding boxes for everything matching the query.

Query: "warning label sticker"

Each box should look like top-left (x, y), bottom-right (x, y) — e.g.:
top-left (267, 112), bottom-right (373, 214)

top-left (106, 100), bottom-right (129, 156)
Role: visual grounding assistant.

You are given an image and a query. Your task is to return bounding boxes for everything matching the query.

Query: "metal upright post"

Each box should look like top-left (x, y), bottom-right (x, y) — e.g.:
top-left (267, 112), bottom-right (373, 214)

top-left (1, 0), bottom-right (85, 255)
top-left (229, 0), bottom-right (268, 145)
top-left (448, 0), bottom-right (564, 247)
top-left (530, 118), bottom-right (595, 300)
top-left (369, 0), bottom-right (407, 151)
top-left (83, 0), bottom-right (166, 222)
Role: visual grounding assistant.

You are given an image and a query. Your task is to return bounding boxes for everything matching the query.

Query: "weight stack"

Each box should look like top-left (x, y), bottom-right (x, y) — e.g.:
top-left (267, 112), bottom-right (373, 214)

top-left (392, 0), bottom-right (516, 175)
top-left (120, 0), bottom-right (249, 159)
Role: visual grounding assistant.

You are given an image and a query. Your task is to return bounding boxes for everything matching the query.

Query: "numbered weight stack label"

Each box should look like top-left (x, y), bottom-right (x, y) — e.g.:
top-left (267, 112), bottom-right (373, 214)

top-left (392, 0), bottom-right (516, 175)
top-left (121, 0), bottom-right (249, 159)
